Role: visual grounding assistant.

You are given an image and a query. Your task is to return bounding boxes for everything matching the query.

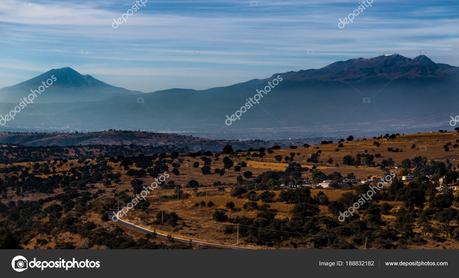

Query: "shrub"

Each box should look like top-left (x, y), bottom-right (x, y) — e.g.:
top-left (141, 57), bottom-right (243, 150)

top-left (213, 210), bottom-right (228, 222)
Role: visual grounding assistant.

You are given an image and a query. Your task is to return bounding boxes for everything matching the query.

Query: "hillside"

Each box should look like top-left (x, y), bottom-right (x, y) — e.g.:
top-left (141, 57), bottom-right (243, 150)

top-left (0, 130), bottom-right (270, 152)
top-left (1, 131), bottom-right (458, 249)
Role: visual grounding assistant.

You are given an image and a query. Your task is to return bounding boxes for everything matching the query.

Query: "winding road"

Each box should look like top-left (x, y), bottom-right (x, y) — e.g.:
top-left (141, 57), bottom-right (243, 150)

top-left (117, 218), bottom-right (266, 250)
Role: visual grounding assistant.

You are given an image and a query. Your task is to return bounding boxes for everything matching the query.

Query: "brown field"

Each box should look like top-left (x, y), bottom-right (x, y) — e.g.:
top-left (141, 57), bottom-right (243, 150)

top-left (1, 131), bottom-right (459, 249)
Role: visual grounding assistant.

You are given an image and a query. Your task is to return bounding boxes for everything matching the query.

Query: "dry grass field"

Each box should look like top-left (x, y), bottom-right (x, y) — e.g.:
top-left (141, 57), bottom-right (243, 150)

top-left (1, 131), bottom-right (459, 249)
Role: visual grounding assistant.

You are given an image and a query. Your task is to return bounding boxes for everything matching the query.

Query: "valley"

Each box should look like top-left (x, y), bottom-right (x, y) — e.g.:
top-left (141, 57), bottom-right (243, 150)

top-left (1, 130), bottom-right (458, 249)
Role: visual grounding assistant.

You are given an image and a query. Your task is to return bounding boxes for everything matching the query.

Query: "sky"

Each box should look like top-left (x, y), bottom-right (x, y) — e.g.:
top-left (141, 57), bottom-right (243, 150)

top-left (0, 0), bottom-right (458, 92)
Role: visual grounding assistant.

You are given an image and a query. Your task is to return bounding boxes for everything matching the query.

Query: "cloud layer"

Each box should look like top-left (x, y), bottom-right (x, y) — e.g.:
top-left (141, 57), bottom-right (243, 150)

top-left (0, 0), bottom-right (458, 91)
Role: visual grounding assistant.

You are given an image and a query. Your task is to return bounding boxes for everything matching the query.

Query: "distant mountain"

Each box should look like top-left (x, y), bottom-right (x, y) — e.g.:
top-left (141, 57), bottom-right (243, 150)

top-left (0, 55), bottom-right (458, 139)
top-left (0, 67), bottom-right (138, 103)
top-left (280, 54), bottom-right (457, 82)
top-left (0, 130), bottom-right (271, 151)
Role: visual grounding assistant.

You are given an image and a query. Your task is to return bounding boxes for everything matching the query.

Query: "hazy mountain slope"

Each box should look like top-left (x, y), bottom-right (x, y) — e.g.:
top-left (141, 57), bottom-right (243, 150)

top-left (0, 67), bottom-right (139, 103)
top-left (0, 55), bottom-right (457, 139)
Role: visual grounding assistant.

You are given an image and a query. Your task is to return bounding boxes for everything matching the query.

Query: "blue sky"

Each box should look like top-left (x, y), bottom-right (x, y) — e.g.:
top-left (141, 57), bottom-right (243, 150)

top-left (0, 0), bottom-right (458, 92)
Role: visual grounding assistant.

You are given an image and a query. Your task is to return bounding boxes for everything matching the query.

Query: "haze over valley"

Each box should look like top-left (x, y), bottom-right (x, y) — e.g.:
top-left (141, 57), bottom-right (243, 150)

top-left (1, 54), bottom-right (457, 140)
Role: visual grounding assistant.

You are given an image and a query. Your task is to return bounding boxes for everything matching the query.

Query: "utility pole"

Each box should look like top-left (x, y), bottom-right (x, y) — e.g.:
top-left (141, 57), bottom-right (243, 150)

top-left (364, 236), bottom-right (368, 249)
top-left (236, 224), bottom-right (240, 245)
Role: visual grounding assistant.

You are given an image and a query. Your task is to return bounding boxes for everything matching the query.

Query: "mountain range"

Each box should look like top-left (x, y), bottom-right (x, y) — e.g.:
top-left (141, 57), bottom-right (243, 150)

top-left (0, 54), bottom-right (458, 139)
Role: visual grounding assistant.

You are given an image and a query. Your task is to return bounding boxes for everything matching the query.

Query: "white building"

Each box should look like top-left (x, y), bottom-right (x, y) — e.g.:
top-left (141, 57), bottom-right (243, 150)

top-left (317, 180), bottom-right (332, 188)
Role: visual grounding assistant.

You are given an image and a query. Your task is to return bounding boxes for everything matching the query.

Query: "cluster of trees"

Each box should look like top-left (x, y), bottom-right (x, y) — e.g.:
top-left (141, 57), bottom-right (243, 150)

top-left (154, 211), bottom-right (180, 227)
top-left (0, 160), bottom-right (115, 194)
top-left (0, 186), bottom-right (191, 249)
top-left (342, 153), bottom-right (375, 166)
top-left (215, 154), bottom-right (459, 248)
top-left (0, 144), bottom-right (182, 164)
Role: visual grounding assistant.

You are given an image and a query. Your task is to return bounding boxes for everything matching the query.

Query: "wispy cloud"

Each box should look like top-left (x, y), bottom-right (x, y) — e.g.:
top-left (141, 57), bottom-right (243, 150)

top-left (0, 0), bottom-right (458, 91)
